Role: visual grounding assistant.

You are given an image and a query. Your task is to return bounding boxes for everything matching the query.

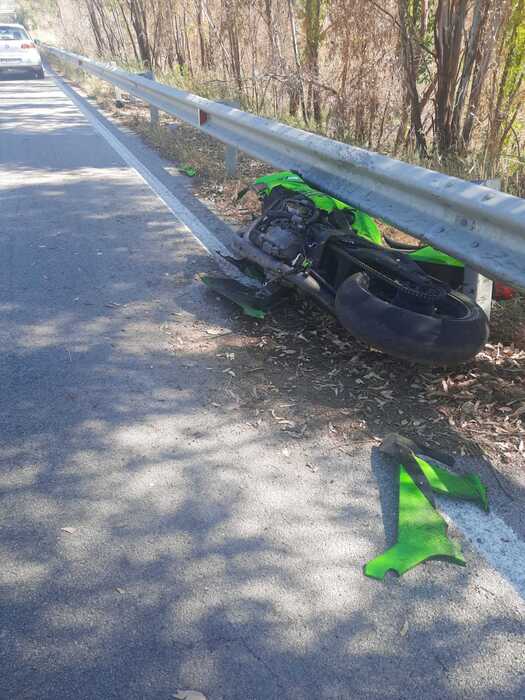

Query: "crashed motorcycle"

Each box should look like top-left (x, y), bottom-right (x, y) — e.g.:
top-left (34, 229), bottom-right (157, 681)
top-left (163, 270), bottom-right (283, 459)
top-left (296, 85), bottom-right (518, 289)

top-left (204, 171), bottom-right (489, 365)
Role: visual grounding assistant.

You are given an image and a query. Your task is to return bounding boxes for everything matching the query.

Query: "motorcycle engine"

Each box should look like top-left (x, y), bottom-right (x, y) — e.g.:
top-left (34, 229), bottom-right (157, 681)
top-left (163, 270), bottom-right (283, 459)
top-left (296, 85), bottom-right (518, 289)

top-left (249, 219), bottom-right (303, 262)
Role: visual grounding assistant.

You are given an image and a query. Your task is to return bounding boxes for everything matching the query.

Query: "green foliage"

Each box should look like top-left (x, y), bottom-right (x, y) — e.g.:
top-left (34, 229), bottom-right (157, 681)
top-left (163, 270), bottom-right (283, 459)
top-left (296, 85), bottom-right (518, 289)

top-left (39, 0), bottom-right (524, 196)
top-left (502, 0), bottom-right (525, 102)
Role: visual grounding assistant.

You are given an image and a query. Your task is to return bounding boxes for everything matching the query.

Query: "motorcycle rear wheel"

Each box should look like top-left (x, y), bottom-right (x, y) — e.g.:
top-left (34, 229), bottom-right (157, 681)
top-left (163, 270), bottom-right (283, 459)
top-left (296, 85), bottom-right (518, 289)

top-left (335, 272), bottom-right (489, 365)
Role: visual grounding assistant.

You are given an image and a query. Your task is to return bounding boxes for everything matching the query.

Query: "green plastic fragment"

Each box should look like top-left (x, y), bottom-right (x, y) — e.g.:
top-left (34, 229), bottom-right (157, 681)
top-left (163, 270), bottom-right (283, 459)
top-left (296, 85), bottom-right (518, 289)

top-left (415, 455), bottom-right (489, 512)
top-left (364, 464), bottom-right (466, 580)
top-left (181, 164), bottom-right (197, 177)
top-left (240, 304), bottom-right (265, 319)
top-left (408, 246), bottom-right (464, 268)
top-left (200, 274), bottom-right (267, 319)
top-left (364, 454), bottom-right (489, 580)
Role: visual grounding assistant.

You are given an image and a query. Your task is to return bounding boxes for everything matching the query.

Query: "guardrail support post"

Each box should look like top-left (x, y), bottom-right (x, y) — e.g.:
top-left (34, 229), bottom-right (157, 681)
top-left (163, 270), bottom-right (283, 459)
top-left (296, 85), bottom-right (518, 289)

top-left (109, 62), bottom-right (122, 107)
top-left (463, 267), bottom-right (493, 321)
top-left (462, 178), bottom-right (500, 320)
top-left (225, 141), bottom-right (238, 178)
top-left (114, 85), bottom-right (124, 108)
top-left (219, 99), bottom-right (240, 178)
top-left (143, 70), bottom-right (160, 127)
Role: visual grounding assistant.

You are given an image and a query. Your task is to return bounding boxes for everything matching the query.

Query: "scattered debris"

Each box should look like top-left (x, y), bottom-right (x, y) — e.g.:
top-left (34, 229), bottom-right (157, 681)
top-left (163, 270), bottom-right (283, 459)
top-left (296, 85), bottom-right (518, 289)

top-left (364, 462), bottom-right (467, 580)
top-left (180, 164), bottom-right (197, 177)
top-left (204, 327), bottom-right (232, 337)
top-left (60, 527), bottom-right (77, 534)
top-left (200, 274), bottom-right (267, 319)
top-left (364, 437), bottom-right (489, 580)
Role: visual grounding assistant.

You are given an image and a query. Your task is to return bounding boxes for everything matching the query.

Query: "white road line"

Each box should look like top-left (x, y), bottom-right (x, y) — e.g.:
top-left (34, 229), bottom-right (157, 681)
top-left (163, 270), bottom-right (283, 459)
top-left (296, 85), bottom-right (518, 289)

top-left (438, 497), bottom-right (525, 601)
top-left (418, 454), bottom-right (525, 601)
top-left (49, 69), bottom-right (254, 284)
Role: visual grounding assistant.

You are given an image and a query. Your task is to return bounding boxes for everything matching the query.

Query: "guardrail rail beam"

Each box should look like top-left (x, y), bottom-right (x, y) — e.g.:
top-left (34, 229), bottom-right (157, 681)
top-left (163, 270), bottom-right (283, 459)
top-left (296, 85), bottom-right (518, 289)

top-left (40, 43), bottom-right (525, 292)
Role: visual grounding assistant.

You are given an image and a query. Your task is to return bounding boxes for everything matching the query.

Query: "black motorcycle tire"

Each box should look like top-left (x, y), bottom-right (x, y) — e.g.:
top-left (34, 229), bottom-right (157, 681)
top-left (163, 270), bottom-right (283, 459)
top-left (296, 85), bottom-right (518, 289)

top-left (335, 272), bottom-right (489, 365)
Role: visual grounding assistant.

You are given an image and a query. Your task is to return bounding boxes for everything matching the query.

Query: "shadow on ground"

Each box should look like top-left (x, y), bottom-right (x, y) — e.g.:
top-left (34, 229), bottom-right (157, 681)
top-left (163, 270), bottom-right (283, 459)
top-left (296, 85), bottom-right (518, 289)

top-left (1, 84), bottom-right (524, 700)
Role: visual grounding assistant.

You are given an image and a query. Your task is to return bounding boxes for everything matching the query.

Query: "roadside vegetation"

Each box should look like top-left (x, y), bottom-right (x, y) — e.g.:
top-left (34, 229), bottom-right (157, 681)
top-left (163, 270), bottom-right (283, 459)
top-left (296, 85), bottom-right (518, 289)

top-left (19, 0), bottom-right (525, 196)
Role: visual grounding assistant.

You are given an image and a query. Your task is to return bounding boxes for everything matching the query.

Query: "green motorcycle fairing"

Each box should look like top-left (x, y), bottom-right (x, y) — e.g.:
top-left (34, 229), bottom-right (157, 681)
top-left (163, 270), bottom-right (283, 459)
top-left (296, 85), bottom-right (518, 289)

top-left (253, 171), bottom-right (383, 246)
top-left (415, 455), bottom-right (489, 512)
top-left (364, 454), bottom-right (489, 580)
top-left (408, 246), bottom-right (464, 268)
top-left (253, 171), bottom-right (464, 269)
top-left (364, 463), bottom-right (466, 580)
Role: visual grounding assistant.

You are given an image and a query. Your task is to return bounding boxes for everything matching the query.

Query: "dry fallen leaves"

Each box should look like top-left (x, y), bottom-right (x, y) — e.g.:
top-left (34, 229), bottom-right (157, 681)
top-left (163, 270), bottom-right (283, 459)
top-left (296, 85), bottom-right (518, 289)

top-left (205, 327), bottom-right (232, 337)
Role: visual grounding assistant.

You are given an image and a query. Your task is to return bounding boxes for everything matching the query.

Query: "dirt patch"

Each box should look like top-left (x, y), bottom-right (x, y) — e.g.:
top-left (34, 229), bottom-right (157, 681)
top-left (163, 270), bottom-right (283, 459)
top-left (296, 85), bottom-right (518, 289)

top-left (161, 288), bottom-right (525, 500)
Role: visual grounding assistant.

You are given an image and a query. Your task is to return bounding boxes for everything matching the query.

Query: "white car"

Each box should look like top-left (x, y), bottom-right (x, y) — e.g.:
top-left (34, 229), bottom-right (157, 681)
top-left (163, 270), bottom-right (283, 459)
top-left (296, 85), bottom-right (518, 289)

top-left (0, 23), bottom-right (44, 79)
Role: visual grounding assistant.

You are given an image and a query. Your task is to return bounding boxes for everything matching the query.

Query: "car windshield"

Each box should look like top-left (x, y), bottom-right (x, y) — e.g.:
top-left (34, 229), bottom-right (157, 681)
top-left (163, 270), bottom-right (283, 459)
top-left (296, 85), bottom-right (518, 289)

top-left (0, 27), bottom-right (29, 41)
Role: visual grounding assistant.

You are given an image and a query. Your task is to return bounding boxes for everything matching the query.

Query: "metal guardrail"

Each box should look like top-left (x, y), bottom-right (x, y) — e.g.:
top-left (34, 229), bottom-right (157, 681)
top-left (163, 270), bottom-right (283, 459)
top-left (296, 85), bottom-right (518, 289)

top-left (41, 43), bottom-right (525, 291)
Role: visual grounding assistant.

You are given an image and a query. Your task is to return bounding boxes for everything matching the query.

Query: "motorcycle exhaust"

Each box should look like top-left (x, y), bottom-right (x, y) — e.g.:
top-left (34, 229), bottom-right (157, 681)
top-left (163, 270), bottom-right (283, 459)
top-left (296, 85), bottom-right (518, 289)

top-left (231, 232), bottom-right (335, 313)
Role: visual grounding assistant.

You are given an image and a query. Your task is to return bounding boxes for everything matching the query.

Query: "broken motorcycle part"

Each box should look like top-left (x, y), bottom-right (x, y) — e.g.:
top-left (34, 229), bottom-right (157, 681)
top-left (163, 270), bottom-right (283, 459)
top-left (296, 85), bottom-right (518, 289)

top-left (378, 434), bottom-right (488, 512)
top-left (364, 463), bottom-right (467, 580)
top-left (364, 450), bottom-right (489, 580)
top-left (200, 275), bottom-right (286, 318)
top-left (415, 455), bottom-right (489, 513)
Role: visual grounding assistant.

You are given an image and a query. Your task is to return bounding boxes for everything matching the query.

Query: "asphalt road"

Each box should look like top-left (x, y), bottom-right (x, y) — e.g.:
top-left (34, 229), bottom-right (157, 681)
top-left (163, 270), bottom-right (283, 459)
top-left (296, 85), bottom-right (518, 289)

top-left (1, 72), bottom-right (524, 700)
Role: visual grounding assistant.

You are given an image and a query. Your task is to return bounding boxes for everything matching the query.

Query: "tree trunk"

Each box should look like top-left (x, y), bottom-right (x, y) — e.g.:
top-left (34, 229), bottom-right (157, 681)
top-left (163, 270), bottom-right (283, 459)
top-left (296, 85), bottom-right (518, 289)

top-left (303, 0), bottom-right (322, 125)
top-left (287, 0), bottom-right (306, 121)
top-left (434, 0), bottom-right (468, 155)
top-left (196, 0), bottom-right (208, 70)
top-left (398, 0), bottom-right (428, 156)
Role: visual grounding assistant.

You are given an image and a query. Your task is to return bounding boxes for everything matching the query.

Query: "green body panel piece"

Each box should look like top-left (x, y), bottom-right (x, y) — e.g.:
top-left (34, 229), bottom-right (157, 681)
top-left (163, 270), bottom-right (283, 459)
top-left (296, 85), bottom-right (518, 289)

top-left (364, 455), bottom-right (489, 580)
top-left (364, 464), bottom-right (466, 580)
top-left (415, 455), bottom-right (489, 512)
top-left (408, 246), bottom-right (464, 268)
top-left (181, 164), bottom-right (197, 177)
top-left (253, 171), bottom-right (464, 268)
top-left (238, 305), bottom-right (265, 319)
top-left (200, 275), bottom-right (266, 319)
